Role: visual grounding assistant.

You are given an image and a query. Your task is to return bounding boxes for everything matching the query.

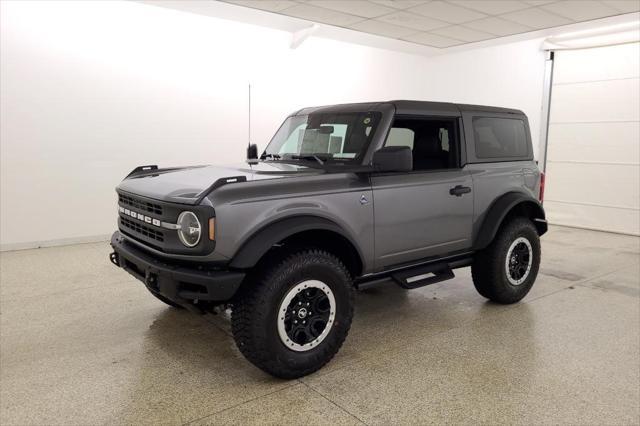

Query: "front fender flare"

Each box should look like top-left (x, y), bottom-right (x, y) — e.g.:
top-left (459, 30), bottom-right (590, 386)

top-left (229, 215), bottom-right (364, 270)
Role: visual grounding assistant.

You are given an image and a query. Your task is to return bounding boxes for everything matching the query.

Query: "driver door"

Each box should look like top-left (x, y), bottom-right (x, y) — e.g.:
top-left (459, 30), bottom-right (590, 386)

top-left (372, 116), bottom-right (474, 269)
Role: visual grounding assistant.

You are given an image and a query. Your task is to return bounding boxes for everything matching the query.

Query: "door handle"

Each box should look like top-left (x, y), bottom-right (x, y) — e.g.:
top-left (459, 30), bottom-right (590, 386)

top-left (449, 185), bottom-right (471, 197)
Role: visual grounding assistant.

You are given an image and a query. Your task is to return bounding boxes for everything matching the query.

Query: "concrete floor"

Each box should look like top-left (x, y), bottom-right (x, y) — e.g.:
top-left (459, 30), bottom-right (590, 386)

top-left (1, 225), bottom-right (639, 425)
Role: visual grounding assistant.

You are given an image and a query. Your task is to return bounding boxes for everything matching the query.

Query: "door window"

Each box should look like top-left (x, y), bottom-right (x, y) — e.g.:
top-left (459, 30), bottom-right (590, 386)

top-left (384, 118), bottom-right (458, 171)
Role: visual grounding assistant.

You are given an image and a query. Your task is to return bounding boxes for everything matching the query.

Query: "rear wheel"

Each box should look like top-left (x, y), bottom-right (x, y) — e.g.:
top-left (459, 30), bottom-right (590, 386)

top-left (231, 249), bottom-right (354, 379)
top-left (472, 217), bottom-right (541, 304)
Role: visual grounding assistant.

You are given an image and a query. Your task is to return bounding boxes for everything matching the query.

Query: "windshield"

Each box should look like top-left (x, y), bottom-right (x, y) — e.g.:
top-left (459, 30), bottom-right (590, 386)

top-left (262, 111), bottom-right (381, 165)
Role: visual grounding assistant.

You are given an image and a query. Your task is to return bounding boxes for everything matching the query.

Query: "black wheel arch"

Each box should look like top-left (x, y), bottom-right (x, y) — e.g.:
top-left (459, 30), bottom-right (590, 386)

top-left (229, 215), bottom-right (365, 277)
top-left (473, 192), bottom-right (547, 250)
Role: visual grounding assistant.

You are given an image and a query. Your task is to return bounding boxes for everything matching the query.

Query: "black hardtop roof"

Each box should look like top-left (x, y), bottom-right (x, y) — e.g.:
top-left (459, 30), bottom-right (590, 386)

top-left (294, 100), bottom-right (525, 117)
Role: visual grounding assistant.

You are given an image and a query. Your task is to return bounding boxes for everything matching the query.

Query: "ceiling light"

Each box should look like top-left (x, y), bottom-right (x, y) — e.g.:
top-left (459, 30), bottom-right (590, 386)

top-left (543, 20), bottom-right (640, 49)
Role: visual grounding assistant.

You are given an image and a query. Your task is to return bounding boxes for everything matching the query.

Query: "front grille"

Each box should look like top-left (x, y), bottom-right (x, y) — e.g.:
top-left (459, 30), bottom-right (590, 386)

top-left (116, 191), bottom-right (215, 255)
top-left (120, 217), bottom-right (164, 242)
top-left (119, 194), bottom-right (163, 215)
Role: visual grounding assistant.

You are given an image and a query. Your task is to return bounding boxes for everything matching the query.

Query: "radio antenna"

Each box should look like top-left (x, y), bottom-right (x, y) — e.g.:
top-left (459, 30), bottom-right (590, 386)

top-left (246, 83), bottom-right (259, 165)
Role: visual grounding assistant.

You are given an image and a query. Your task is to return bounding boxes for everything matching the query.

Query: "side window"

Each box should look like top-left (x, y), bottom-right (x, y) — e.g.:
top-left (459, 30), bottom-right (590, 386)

top-left (472, 117), bottom-right (528, 159)
top-left (384, 117), bottom-right (458, 171)
top-left (385, 128), bottom-right (415, 149)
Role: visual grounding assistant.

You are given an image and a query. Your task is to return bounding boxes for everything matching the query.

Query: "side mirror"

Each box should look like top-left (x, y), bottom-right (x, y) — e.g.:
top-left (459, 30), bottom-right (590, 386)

top-left (247, 143), bottom-right (259, 164)
top-left (372, 146), bottom-right (412, 172)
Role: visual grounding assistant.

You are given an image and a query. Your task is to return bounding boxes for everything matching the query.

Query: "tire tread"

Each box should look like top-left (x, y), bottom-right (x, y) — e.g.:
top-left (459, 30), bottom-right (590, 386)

top-left (231, 249), bottom-right (354, 379)
top-left (471, 217), bottom-right (540, 304)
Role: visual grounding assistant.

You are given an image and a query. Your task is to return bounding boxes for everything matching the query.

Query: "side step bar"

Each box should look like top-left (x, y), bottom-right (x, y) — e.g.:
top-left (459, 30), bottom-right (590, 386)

top-left (355, 255), bottom-right (473, 291)
top-left (392, 263), bottom-right (455, 289)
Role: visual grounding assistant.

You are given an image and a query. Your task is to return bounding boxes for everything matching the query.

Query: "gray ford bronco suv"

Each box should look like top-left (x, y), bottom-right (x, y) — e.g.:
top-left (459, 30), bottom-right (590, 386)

top-left (110, 100), bottom-right (547, 378)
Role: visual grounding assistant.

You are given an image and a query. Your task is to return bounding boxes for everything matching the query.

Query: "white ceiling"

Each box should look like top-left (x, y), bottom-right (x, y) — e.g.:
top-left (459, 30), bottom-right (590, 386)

top-left (220, 0), bottom-right (640, 48)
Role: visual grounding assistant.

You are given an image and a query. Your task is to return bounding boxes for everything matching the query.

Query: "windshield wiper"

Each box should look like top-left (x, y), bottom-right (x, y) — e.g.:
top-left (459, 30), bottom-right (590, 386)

top-left (260, 153), bottom-right (281, 160)
top-left (290, 155), bottom-right (325, 166)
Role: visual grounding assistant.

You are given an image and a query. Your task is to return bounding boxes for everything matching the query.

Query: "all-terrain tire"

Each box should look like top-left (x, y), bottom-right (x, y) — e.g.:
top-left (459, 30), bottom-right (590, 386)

top-left (471, 217), bottom-right (541, 304)
top-left (148, 290), bottom-right (184, 309)
top-left (231, 249), bottom-right (354, 379)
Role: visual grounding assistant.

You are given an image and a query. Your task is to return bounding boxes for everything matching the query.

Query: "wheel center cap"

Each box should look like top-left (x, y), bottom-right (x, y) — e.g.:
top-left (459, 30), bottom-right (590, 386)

top-left (297, 308), bottom-right (308, 319)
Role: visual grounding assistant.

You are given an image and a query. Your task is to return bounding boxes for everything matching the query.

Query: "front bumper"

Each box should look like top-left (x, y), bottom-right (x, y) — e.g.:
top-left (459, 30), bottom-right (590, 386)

top-left (109, 231), bottom-right (245, 306)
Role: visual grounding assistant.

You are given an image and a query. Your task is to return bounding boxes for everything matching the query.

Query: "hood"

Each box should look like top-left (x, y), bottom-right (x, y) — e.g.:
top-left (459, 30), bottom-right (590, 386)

top-left (117, 162), bottom-right (321, 205)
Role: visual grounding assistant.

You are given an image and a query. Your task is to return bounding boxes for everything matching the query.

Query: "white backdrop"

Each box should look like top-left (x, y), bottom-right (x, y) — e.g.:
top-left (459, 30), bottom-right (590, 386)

top-left (0, 1), bottom-right (547, 250)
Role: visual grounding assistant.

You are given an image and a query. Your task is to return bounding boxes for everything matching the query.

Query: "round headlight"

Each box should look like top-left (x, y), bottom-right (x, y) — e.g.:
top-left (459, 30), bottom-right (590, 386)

top-left (177, 211), bottom-right (201, 247)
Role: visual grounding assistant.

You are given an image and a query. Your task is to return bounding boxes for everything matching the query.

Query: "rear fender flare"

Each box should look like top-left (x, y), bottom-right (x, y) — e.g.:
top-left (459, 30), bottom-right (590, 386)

top-left (473, 192), bottom-right (547, 250)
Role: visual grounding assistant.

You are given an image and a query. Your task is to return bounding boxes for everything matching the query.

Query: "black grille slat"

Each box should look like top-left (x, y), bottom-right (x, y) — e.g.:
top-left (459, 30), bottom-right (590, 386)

top-left (118, 194), bottom-right (162, 215)
top-left (120, 217), bottom-right (164, 242)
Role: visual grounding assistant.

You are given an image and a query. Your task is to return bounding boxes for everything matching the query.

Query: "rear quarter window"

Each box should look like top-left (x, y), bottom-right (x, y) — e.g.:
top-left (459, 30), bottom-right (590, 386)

top-left (472, 117), bottom-right (528, 159)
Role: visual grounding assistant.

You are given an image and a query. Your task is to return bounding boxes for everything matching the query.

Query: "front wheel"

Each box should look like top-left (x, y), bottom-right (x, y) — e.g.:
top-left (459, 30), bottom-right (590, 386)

top-left (231, 249), bottom-right (354, 379)
top-left (471, 217), bottom-right (541, 304)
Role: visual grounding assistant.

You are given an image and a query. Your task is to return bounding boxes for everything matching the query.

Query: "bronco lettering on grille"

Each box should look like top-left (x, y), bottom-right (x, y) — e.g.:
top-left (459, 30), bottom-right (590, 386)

top-left (119, 206), bottom-right (162, 227)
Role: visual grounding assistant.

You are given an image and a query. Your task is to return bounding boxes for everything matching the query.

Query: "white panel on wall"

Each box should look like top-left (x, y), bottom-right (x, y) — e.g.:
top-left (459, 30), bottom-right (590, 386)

top-left (552, 42), bottom-right (640, 83)
top-left (547, 122), bottom-right (640, 163)
top-left (549, 78), bottom-right (640, 123)
top-left (543, 201), bottom-right (639, 235)
top-left (545, 162), bottom-right (639, 210)
top-left (546, 42), bottom-right (640, 235)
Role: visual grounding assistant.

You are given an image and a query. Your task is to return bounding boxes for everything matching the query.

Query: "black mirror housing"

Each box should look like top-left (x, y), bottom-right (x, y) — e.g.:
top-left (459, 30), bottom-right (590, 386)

top-left (372, 146), bottom-right (412, 172)
top-left (247, 143), bottom-right (259, 164)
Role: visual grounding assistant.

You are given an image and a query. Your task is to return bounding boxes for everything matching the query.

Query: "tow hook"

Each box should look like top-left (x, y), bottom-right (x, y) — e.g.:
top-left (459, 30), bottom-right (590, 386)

top-left (146, 273), bottom-right (159, 291)
top-left (109, 252), bottom-right (120, 267)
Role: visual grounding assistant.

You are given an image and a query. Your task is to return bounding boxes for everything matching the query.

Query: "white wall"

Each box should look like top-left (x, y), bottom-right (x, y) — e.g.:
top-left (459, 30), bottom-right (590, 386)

top-left (0, 0), bottom-right (547, 250)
